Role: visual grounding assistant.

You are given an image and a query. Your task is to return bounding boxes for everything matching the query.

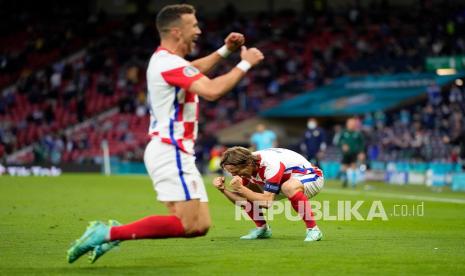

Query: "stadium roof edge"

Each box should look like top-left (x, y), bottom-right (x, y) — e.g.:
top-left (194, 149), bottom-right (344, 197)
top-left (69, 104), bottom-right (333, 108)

top-left (261, 72), bottom-right (465, 118)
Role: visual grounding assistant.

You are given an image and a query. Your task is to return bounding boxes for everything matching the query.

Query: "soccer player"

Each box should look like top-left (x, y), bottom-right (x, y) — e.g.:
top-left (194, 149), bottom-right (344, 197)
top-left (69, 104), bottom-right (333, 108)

top-left (213, 146), bottom-right (324, 242)
top-left (67, 4), bottom-right (264, 264)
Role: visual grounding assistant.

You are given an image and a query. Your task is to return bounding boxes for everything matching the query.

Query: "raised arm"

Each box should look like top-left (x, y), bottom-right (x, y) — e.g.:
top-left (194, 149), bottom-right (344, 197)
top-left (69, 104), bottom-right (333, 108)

top-left (191, 32), bottom-right (245, 74)
top-left (189, 46), bottom-right (264, 101)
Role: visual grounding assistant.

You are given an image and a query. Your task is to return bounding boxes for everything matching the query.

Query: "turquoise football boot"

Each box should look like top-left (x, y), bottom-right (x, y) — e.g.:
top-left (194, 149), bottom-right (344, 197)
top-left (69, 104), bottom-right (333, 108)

top-left (240, 225), bottom-right (272, 240)
top-left (67, 221), bottom-right (109, 263)
top-left (89, 220), bottom-right (122, 264)
top-left (304, 226), bottom-right (323, 242)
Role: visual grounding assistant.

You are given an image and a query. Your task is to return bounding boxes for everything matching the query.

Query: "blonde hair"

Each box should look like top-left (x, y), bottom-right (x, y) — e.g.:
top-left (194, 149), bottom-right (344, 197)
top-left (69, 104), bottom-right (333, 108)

top-left (220, 146), bottom-right (260, 168)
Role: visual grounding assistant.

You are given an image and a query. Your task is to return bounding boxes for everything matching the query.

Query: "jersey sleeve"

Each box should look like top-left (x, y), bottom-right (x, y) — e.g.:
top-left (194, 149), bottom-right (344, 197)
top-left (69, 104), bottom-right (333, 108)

top-left (161, 64), bottom-right (204, 91)
top-left (263, 161), bottom-right (285, 194)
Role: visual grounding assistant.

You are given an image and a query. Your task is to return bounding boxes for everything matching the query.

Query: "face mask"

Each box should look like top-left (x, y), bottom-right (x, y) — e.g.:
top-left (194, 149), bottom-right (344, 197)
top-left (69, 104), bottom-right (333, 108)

top-left (307, 121), bottom-right (317, 129)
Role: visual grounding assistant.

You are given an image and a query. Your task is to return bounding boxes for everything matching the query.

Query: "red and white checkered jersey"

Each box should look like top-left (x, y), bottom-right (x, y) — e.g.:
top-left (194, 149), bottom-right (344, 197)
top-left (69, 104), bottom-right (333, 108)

top-left (146, 47), bottom-right (204, 154)
top-left (243, 148), bottom-right (323, 194)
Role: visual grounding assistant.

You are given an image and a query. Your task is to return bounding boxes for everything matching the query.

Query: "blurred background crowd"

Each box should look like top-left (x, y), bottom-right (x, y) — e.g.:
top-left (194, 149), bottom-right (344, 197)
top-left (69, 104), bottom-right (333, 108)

top-left (1, 0), bottom-right (464, 174)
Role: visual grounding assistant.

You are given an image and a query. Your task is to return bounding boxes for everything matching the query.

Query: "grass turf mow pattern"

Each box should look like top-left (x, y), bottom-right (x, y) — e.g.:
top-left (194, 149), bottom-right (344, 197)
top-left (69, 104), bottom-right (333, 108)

top-left (1, 174), bottom-right (464, 275)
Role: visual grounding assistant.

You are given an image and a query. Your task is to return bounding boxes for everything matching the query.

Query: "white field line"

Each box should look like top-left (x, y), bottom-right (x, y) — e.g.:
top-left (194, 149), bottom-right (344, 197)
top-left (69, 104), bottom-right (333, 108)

top-left (323, 188), bottom-right (465, 204)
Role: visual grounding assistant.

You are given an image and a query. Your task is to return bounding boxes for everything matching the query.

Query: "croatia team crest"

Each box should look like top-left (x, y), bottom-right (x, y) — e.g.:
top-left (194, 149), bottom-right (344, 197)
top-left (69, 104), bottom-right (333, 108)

top-left (183, 65), bottom-right (200, 77)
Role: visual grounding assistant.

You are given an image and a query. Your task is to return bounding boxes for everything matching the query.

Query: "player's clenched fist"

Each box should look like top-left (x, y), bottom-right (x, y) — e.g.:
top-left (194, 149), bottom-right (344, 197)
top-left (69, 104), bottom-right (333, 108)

top-left (225, 32), bottom-right (245, 52)
top-left (213, 176), bottom-right (225, 191)
top-left (240, 46), bottom-right (264, 66)
top-left (230, 176), bottom-right (244, 192)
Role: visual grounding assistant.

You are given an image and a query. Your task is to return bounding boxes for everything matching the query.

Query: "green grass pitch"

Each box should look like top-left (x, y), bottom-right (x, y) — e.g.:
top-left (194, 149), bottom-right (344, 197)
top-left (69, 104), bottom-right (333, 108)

top-left (1, 174), bottom-right (465, 275)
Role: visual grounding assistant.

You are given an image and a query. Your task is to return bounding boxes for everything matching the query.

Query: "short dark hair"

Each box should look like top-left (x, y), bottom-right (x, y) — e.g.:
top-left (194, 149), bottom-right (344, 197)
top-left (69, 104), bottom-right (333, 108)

top-left (156, 4), bottom-right (196, 35)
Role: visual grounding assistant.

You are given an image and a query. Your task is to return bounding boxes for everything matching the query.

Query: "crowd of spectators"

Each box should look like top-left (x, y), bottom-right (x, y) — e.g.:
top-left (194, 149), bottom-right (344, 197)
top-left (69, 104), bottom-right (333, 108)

top-left (0, 14), bottom-right (151, 160)
top-left (360, 82), bottom-right (465, 163)
top-left (0, 2), bottom-right (119, 89)
top-left (196, 1), bottom-right (465, 135)
top-left (27, 111), bottom-right (148, 165)
top-left (1, 1), bottom-right (465, 165)
top-left (319, 81), bottom-right (465, 166)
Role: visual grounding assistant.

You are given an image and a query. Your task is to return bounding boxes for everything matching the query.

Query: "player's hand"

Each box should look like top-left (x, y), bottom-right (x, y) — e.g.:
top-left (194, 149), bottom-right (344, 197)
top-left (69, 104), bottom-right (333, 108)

top-left (240, 46), bottom-right (264, 66)
top-left (230, 176), bottom-right (244, 192)
top-left (224, 32), bottom-right (245, 52)
top-left (213, 176), bottom-right (225, 191)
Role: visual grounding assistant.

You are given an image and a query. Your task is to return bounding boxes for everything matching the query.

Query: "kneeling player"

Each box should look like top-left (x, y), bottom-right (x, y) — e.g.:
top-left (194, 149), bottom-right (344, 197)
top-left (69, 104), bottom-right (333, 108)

top-left (213, 146), bottom-right (324, 242)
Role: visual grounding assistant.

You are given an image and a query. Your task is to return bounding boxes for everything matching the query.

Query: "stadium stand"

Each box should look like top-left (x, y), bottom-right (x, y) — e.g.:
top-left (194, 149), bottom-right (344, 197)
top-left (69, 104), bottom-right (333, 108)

top-left (1, 1), bottom-right (465, 171)
top-left (0, 2), bottom-right (121, 89)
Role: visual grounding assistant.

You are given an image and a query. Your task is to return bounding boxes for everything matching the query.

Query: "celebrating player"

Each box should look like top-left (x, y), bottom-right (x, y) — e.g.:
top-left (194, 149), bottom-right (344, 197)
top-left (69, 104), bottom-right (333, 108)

top-left (213, 146), bottom-right (324, 241)
top-left (67, 4), bottom-right (264, 264)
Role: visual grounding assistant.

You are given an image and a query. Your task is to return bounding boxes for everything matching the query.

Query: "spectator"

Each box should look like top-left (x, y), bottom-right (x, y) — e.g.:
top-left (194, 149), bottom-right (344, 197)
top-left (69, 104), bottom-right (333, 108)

top-left (427, 82), bottom-right (442, 106)
top-left (362, 112), bottom-right (374, 131)
top-left (449, 84), bottom-right (463, 104)
top-left (399, 109), bottom-right (411, 126)
top-left (444, 128), bottom-right (465, 170)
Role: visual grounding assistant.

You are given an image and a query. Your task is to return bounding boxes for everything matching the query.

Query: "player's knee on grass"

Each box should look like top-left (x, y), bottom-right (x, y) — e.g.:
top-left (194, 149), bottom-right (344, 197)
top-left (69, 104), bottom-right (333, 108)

top-left (168, 200), bottom-right (210, 237)
top-left (183, 221), bottom-right (210, 237)
top-left (196, 221), bottom-right (211, 236)
top-left (180, 214), bottom-right (211, 237)
top-left (196, 212), bottom-right (211, 236)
